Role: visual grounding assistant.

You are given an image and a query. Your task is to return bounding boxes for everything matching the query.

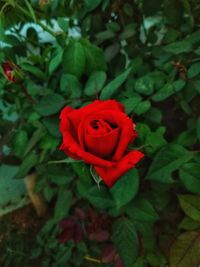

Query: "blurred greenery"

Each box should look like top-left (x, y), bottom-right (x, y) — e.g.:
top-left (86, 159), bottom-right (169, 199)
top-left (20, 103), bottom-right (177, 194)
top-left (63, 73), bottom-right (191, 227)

top-left (0, 0), bottom-right (200, 266)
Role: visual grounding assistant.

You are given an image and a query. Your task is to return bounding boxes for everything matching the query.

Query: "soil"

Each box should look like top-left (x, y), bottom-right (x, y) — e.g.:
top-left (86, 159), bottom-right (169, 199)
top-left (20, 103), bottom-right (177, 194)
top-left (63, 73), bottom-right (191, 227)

top-left (0, 204), bottom-right (48, 267)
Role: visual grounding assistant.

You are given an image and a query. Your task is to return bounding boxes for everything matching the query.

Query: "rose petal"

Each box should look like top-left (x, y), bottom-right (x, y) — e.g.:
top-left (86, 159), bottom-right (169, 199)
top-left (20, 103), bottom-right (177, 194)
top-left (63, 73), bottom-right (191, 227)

top-left (59, 106), bottom-right (74, 132)
top-left (60, 143), bottom-right (81, 160)
top-left (60, 102), bottom-right (124, 167)
top-left (84, 110), bottom-right (136, 161)
top-left (84, 127), bottom-right (120, 158)
top-left (94, 150), bottom-right (144, 187)
top-left (86, 119), bottom-right (112, 135)
top-left (61, 131), bottom-right (116, 167)
top-left (67, 100), bottom-right (124, 130)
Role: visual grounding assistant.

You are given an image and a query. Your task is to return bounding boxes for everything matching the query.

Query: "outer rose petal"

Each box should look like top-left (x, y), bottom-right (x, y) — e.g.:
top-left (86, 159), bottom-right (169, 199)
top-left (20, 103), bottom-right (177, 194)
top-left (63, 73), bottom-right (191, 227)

top-left (59, 106), bottom-right (74, 132)
top-left (94, 150), bottom-right (144, 187)
top-left (60, 143), bottom-right (81, 160)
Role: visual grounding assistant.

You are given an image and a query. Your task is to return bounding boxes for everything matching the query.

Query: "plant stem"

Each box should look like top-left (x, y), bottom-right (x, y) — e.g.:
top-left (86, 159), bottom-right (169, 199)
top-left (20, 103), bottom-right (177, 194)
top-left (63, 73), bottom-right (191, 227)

top-left (84, 255), bottom-right (101, 264)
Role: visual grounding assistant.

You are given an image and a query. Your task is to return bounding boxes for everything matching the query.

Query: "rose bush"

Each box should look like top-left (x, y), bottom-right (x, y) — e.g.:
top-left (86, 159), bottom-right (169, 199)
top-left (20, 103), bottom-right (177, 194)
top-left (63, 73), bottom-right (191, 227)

top-left (2, 61), bottom-right (17, 82)
top-left (1, 1), bottom-right (200, 267)
top-left (59, 100), bottom-right (144, 187)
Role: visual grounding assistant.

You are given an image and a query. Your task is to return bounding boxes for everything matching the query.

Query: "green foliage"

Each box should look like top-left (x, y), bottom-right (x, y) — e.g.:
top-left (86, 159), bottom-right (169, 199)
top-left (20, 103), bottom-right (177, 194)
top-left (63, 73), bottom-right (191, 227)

top-left (1, 0), bottom-right (200, 266)
top-left (54, 189), bottom-right (72, 221)
top-left (84, 71), bottom-right (106, 96)
top-left (146, 144), bottom-right (193, 183)
top-left (178, 195), bottom-right (200, 222)
top-left (179, 163), bottom-right (200, 194)
top-left (63, 40), bottom-right (86, 78)
top-left (112, 218), bottom-right (138, 267)
top-left (100, 67), bottom-right (132, 100)
top-left (111, 168), bottom-right (139, 209)
top-left (169, 231), bottom-right (200, 267)
top-left (34, 94), bottom-right (65, 116)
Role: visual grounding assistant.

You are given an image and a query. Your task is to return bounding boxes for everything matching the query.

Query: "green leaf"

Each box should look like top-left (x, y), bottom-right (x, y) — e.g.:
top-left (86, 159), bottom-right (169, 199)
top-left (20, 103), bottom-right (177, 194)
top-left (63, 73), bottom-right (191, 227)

top-left (126, 197), bottom-right (159, 222)
top-left (121, 96), bottom-right (142, 115)
top-left (21, 63), bottom-right (45, 79)
top-left (24, 0), bottom-right (37, 22)
top-left (197, 117), bottom-right (200, 140)
top-left (46, 166), bottom-right (73, 185)
top-left (170, 231), bottom-right (200, 267)
top-left (179, 163), bottom-right (200, 194)
top-left (187, 62), bottom-right (200, 78)
top-left (84, 71), bottom-right (106, 96)
top-left (193, 80), bottom-right (200, 93)
top-left (60, 74), bottom-right (82, 98)
top-left (15, 152), bottom-right (38, 179)
top-left (0, 15), bottom-right (5, 41)
top-left (142, 0), bottom-right (163, 16)
top-left (146, 144), bottom-right (193, 183)
top-left (145, 127), bottom-right (167, 154)
top-left (84, 0), bottom-right (101, 12)
top-left (34, 94), bottom-right (65, 116)
top-left (178, 194), bottom-right (200, 221)
top-left (24, 125), bottom-right (45, 156)
top-left (164, 40), bottom-right (192, 54)
top-left (63, 41), bottom-right (86, 78)
top-left (146, 251), bottom-right (167, 266)
top-left (85, 186), bottom-right (114, 209)
top-left (49, 46), bottom-right (63, 75)
top-left (173, 79), bottom-right (186, 91)
top-left (95, 30), bottom-right (116, 43)
top-left (164, 0), bottom-right (183, 27)
top-left (72, 162), bottom-right (91, 181)
top-left (132, 258), bottom-right (147, 267)
top-left (54, 189), bottom-right (72, 221)
top-left (43, 186), bottom-right (56, 202)
top-left (134, 100), bottom-right (151, 115)
top-left (104, 43), bottom-right (120, 62)
top-left (126, 197), bottom-right (156, 250)
top-left (39, 135), bottom-right (59, 150)
top-left (186, 30), bottom-right (200, 44)
top-left (152, 80), bottom-right (185, 102)
top-left (55, 245), bottom-right (72, 265)
top-left (152, 83), bottom-right (173, 102)
top-left (58, 17), bottom-right (69, 32)
top-left (134, 221), bottom-right (155, 251)
top-left (100, 67), bottom-right (132, 100)
top-left (179, 216), bottom-right (200, 230)
top-left (119, 24), bottom-right (136, 40)
top-left (111, 169), bottom-right (139, 209)
top-left (12, 130), bottom-right (28, 158)
top-left (112, 218), bottom-right (138, 267)
top-left (144, 107), bottom-right (162, 124)
top-left (83, 42), bottom-right (107, 74)
top-left (75, 163), bottom-right (93, 197)
top-left (130, 56), bottom-right (143, 74)
top-left (134, 76), bottom-right (154, 95)
top-left (42, 117), bottom-right (60, 138)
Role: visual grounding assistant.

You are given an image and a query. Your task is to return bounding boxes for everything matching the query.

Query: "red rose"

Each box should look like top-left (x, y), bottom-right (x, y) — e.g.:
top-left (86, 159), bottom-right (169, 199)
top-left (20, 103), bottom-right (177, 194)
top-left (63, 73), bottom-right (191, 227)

top-left (59, 100), bottom-right (144, 187)
top-left (2, 61), bottom-right (17, 82)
